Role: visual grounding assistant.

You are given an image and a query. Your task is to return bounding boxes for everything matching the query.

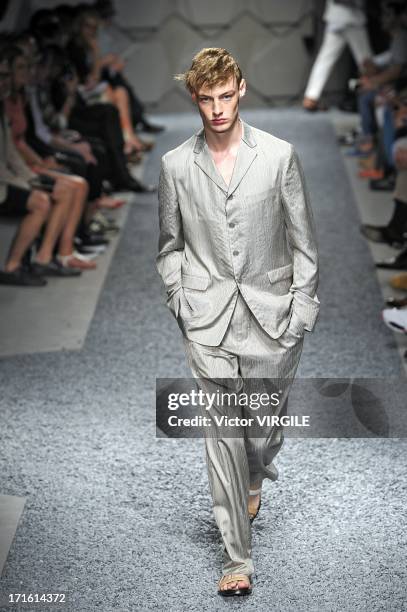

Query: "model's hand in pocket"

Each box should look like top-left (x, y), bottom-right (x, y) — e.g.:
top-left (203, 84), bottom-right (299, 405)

top-left (167, 287), bottom-right (196, 320)
top-left (277, 310), bottom-right (305, 349)
top-left (166, 288), bottom-right (182, 318)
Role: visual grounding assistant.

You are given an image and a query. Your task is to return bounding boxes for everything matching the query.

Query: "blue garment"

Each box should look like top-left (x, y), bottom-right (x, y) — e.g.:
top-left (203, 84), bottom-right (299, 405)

top-left (383, 104), bottom-right (396, 168)
top-left (358, 89), bottom-right (377, 136)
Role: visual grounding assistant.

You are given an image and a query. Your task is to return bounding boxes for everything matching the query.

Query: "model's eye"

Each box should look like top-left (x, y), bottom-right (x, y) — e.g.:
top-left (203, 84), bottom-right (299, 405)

top-left (222, 95), bottom-right (232, 100)
top-left (199, 97), bottom-right (209, 102)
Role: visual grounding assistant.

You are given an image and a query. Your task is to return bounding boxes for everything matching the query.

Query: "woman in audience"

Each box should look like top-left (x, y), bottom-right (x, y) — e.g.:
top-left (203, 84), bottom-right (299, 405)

top-left (94, 0), bottom-right (164, 134)
top-left (3, 44), bottom-right (97, 271)
top-left (0, 0), bottom-right (162, 288)
top-left (21, 43), bottom-right (124, 212)
top-left (47, 39), bottom-right (156, 193)
top-left (0, 52), bottom-right (82, 285)
top-left (67, 9), bottom-right (151, 157)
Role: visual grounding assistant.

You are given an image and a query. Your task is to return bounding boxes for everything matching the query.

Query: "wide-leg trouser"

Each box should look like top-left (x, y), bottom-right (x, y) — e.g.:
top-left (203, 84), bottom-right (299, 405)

top-left (304, 25), bottom-right (372, 101)
top-left (183, 292), bottom-right (304, 576)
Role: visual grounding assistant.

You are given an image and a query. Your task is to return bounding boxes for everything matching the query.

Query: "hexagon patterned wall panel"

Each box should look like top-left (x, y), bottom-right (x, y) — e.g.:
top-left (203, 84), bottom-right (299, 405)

top-left (115, 0), bottom-right (173, 29)
top-left (176, 0), bottom-right (246, 27)
top-left (102, 0), bottom-right (349, 112)
top-left (250, 0), bottom-right (315, 23)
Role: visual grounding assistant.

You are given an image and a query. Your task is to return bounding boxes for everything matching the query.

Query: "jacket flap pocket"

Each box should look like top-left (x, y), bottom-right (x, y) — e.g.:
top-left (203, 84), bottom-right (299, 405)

top-left (244, 188), bottom-right (275, 204)
top-left (181, 273), bottom-right (209, 291)
top-left (267, 263), bottom-right (293, 284)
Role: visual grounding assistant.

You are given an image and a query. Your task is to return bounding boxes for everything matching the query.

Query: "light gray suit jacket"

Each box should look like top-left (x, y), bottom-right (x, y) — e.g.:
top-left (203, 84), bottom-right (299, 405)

top-left (156, 119), bottom-right (320, 346)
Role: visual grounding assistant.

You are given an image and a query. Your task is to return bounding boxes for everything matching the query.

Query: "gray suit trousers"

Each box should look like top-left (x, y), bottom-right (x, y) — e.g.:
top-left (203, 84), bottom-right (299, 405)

top-left (183, 292), bottom-right (304, 577)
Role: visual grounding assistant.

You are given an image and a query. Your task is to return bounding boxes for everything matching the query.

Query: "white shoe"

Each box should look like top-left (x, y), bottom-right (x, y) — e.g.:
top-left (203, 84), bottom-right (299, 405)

top-left (73, 249), bottom-right (99, 262)
top-left (382, 307), bottom-right (407, 334)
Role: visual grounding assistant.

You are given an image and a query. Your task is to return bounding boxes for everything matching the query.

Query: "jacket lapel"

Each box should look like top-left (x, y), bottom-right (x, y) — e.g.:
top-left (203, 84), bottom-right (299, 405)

top-left (193, 127), bottom-right (227, 193)
top-left (193, 120), bottom-right (258, 195)
top-left (228, 121), bottom-right (257, 196)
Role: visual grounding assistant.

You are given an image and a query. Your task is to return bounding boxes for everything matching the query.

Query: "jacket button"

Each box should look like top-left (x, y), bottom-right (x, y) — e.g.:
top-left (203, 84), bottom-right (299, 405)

top-left (228, 194), bottom-right (234, 200)
top-left (233, 250), bottom-right (239, 256)
top-left (229, 222), bottom-right (235, 228)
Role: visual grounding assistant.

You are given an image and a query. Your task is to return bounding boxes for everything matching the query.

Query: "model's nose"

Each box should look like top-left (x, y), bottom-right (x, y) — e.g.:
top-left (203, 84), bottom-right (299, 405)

top-left (213, 101), bottom-right (222, 116)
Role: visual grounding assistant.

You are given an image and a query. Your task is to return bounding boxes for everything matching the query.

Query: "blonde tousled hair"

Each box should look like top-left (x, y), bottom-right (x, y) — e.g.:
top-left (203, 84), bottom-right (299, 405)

top-left (175, 47), bottom-right (242, 93)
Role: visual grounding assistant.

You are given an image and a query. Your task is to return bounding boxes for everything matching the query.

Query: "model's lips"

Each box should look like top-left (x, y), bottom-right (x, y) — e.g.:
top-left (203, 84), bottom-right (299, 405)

top-left (211, 118), bottom-right (228, 124)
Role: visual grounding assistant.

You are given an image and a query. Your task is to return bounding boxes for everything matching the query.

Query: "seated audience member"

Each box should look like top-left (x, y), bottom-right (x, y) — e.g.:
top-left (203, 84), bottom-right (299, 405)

top-left (360, 93), bottom-right (407, 263)
top-left (0, 52), bottom-right (81, 285)
top-left (66, 8), bottom-right (150, 156)
top-left (3, 44), bottom-right (97, 271)
top-left (19, 43), bottom-right (123, 212)
top-left (41, 38), bottom-right (155, 193)
top-left (93, 0), bottom-right (164, 133)
top-left (356, 2), bottom-right (407, 154)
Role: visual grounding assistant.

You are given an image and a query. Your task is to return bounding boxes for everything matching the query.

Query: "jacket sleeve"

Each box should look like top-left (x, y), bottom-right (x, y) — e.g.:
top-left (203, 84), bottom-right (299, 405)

top-left (281, 145), bottom-right (320, 332)
top-left (156, 156), bottom-right (184, 314)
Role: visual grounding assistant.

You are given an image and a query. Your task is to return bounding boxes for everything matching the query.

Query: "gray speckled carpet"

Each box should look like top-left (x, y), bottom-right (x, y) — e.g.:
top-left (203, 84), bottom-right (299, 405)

top-left (0, 110), bottom-right (406, 612)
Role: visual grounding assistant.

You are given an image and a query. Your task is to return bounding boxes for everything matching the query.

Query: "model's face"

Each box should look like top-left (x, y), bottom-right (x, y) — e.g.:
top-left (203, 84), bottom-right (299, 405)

top-left (0, 60), bottom-right (11, 101)
top-left (193, 76), bottom-right (246, 135)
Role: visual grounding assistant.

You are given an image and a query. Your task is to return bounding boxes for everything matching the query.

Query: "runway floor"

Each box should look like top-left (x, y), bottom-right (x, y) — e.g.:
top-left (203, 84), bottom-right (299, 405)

top-left (0, 109), bottom-right (406, 612)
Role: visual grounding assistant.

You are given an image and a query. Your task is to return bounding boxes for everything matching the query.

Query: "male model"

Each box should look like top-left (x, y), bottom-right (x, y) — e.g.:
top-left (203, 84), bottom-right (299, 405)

top-left (156, 48), bottom-right (320, 597)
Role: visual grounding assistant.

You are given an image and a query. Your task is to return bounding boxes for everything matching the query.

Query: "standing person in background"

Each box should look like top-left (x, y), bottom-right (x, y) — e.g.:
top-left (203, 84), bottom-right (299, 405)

top-left (303, 0), bottom-right (372, 111)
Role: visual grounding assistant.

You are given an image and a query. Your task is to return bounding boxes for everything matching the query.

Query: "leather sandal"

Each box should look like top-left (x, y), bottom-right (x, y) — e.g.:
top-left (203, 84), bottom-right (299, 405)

top-left (217, 574), bottom-right (252, 597)
top-left (248, 487), bottom-right (262, 523)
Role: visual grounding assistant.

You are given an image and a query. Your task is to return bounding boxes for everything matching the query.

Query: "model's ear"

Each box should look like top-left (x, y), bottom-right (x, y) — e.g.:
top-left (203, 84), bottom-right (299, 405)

top-left (191, 91), bottom-right (197, 104)
top-left (239, 79), bottom-right (246, 98)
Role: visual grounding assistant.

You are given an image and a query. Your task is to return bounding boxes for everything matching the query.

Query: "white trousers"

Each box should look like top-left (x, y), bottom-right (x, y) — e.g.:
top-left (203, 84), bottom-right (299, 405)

top-left (183, 292), bottom-right (304, 576)
top-left (305, 25), bottom-right (372, 101)
top-left (395, 167), bottom-right (407, 203)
